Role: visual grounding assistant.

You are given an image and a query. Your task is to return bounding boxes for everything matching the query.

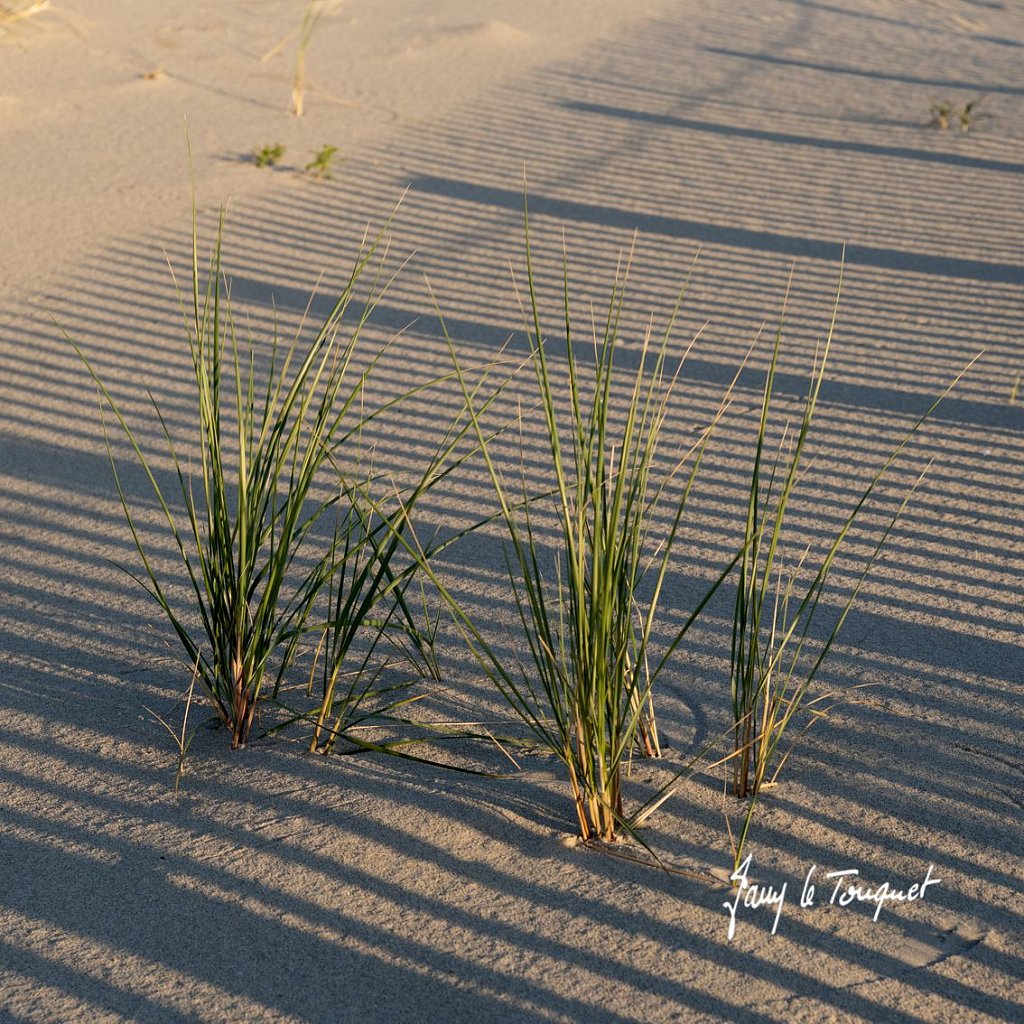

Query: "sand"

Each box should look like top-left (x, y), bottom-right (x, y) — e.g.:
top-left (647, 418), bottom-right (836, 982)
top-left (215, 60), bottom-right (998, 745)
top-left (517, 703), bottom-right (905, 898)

top-left (1, 0), bottom-right (1022, 1021)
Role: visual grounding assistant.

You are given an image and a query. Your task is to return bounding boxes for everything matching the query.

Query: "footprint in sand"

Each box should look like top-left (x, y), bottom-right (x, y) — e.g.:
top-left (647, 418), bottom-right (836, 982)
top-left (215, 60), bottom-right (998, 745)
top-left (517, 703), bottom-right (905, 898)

top-left (895, 917), bottom-right (987, 969)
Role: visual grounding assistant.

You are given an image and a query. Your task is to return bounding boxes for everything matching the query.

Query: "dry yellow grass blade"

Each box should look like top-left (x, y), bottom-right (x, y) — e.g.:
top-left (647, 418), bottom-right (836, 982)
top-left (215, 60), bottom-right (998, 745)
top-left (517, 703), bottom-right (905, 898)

top-left (0, 1), bottom-right (50, 26)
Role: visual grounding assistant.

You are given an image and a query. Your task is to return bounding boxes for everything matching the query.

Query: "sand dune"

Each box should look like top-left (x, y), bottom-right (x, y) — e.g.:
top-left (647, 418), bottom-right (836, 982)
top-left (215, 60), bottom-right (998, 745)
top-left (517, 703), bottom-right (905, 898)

top-left (1, 1), bottom-right (1021, 1021)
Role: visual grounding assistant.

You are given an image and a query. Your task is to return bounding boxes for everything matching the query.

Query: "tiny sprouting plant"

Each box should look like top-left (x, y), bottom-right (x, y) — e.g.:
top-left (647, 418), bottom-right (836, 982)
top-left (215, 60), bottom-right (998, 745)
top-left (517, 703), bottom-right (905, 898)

top-left (305, 144), bottom-right (340, 180)
top-left (930, 100), bottom-right (954, 131)
top-left (959, 97), bottom-right (984, 132)
top-left (930, 97), bottom-right (984, 132)
top-left (253, 143), bottom-right (286, 168)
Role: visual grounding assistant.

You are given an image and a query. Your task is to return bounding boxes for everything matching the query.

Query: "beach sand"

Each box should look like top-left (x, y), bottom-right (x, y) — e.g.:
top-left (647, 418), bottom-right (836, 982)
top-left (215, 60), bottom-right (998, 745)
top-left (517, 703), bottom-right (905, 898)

top-left (1, 1), bottom-right (1021, 1020)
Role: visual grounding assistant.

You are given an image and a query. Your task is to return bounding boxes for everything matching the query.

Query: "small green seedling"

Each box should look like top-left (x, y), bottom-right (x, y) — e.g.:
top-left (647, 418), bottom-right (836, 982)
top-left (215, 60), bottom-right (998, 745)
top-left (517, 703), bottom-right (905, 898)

top-left (1010, 372), bottom-right (1021, 405)
top-left (305, 144), bottom-right (340, 180)
top-left (930, 97), bottom-right (984, 132)
top-left (253, 143), bottom-right (285, 168)
top-left (959, 97), bottom-right (984, 132)
top-left (930, 101), bottom-right (954, 130)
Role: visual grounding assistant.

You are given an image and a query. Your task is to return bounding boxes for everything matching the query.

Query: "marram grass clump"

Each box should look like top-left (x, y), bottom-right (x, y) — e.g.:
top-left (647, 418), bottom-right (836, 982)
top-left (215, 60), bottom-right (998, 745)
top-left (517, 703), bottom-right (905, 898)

top-left (72, 205), bottom-right (435, 749)
top-left (421, 213), bottom-right (741, 844)
top-left (723, 272), bottom-right (973, 874)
